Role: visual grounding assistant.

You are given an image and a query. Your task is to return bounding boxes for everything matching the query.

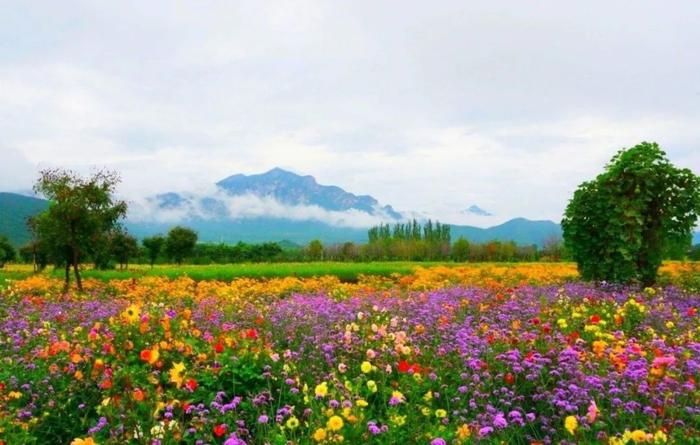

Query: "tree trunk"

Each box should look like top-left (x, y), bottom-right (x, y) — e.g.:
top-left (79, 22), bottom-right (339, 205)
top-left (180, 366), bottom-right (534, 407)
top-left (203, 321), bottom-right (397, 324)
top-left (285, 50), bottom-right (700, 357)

top-left (72, 247), bottom-right (83, 292)
top-left (64, 261), bottom-right (70, 292)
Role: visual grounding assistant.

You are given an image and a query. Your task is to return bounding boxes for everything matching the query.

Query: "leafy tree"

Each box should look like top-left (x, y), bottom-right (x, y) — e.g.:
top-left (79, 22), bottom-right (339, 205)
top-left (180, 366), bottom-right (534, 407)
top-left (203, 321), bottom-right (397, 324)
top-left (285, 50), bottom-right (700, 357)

top-left (32, 169), bottom-right (127, 291)
top-left (142, 235), bottom-right (165, 268)
top-left (451, 237), bottom-right (470, 261)
top-left (562, 142), bottom-right (700, 285)
top-left (111, 230), bottom-right (139, 270)
top-left (19, 240), bottom-right (49, 271)
top-left (689, 244), bottom-right (700, 261)
top-left (307, 239), bottom-right (324, 261)
top-left (0, 236), bottom-right (16, 268)
top-left (165, 226), bottom-right (198, 265)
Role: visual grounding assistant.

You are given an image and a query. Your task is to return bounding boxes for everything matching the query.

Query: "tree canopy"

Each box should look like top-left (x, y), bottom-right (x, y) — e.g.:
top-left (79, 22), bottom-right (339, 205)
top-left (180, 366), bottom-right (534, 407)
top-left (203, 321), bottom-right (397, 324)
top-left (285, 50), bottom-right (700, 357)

top-left (562, 142), bottom-right (700, 285)
top-left (32, 169), bottom-right (127, 290)
top-left (165, 226), bottom-right (198, 265)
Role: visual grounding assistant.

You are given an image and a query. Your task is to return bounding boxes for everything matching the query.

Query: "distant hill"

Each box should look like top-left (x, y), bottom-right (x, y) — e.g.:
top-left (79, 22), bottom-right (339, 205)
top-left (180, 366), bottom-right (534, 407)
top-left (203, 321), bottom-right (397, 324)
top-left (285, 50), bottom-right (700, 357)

top-left (1, 184), bottom-right (697, 248)
top-left (0, 192), bottom-right (49, 246)
top-left (451, 218), bottom-right (562, 246)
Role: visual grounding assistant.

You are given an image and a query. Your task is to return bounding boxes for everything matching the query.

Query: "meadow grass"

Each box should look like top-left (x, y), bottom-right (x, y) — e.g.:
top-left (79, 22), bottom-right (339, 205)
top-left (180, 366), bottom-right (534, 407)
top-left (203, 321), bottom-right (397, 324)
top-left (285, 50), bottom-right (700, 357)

top-left (1, 261), bottom-right (454, 283)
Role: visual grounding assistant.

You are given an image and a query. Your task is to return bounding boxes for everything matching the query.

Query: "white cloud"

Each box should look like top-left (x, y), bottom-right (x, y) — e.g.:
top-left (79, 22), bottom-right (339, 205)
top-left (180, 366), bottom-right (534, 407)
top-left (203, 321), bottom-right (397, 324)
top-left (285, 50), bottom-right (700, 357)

top-left (1, 0), bottom-right (699, 226)
top-left (128, 188), bottom-right (397, 228)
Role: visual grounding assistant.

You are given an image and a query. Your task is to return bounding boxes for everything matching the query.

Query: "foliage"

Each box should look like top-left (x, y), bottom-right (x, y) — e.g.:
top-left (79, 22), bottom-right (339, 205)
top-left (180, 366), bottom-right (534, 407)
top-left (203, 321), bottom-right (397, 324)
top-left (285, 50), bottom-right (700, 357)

top-left (165, 226), bottom-right (198, 265)
top-left (307, 239), bottom-right (324, 261)
top-left (451, 237), bottom-right (470, 261)
top-left (142, 235), bottom-right (166, 267)
top-left (0, 235), bottom-right (16, 267)
top-left (31, 169), bottom-right (127, 291)
top-left (562, 142), bottom-right (700, 285)
top-left (110, 230), bottom-right (139, 270)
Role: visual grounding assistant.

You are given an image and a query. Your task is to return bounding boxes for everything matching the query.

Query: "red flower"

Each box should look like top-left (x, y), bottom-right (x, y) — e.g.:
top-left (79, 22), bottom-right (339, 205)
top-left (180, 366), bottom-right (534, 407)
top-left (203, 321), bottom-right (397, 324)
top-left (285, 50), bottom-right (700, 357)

top-left (590, 314), bottom-right (601, 324)
top-left (530, 317), bottom-right (540, 325)
top-left (688, 307), bottom-right (697, 317)
top-left (213, 424), bottom-right (227, 437)
top-left (398, 360), bottom-right (410, 373)
top-left (409, 363), bottom-right (421, 374)
top-left (139, 349), bottom-right (152, 362)
top-left (214, 342), bottom-right (224, 353)
top-left (185, 378), bottom-right (198, 391)
top-left (504, 372), bottom-right (514, 385)
top-left (246, 328), bottom-right (258, 339)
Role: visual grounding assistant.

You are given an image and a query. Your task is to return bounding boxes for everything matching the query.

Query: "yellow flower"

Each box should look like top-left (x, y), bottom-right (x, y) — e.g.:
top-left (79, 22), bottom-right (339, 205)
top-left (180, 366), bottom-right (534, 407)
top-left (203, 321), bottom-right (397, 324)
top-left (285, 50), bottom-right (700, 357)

top-left (71, 439), bottom-right (98, 445)
top-left (653, 430), bottom-right (667, 443)
top-left (423, 390), bottom-right (433, 401)
top-left (315, 382), bottom-right (328, 398)
top-left (313, 428), bottom-right (327, 442)
top-left (356, 399), bottom-right (368, 408)
top-left (390, 414), bottom-right (406, 426)
top-left (169, 362), bottom-right (186, 387)
top-left (360, 361), bottom-right (372, 373)
top-left (366, 380), bottom-right (377, 393)
top-left (327, 415), bottom-right (344, 431)
top-left (121, 304), bottom-right (140, 323)
top-left (564, 415), bottom-right (578, 435)
top-left (629, 430), bottom-right (649, 443)
top-left (286, 416), bottom-right (299, 429)
top-left (456, 424), bottom-right (470, 440)
top-left (435, 409), bottom-right (447, 418)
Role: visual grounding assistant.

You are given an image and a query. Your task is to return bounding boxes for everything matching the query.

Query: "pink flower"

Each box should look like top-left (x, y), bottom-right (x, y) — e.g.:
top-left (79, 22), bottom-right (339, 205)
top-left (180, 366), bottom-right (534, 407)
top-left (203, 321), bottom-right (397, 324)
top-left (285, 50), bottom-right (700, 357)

top-left (587, 400), bottom-right (598, 423)
top-left (652, 356), bottom-right (676, 367)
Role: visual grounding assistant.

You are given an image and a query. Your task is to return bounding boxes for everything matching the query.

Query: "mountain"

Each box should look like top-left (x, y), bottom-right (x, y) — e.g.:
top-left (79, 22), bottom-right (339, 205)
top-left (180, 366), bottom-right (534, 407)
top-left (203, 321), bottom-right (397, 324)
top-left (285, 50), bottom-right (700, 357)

top-left (127, 218), bottom-right (369, 245)
top-left (0, 192), bottom-right (49, 246)
top-left (451, 218), bottom-right (561, 246)
top-left (462, 205), bottom-right (493, 217)
top-left (216, 168), bottom-right (402, 218)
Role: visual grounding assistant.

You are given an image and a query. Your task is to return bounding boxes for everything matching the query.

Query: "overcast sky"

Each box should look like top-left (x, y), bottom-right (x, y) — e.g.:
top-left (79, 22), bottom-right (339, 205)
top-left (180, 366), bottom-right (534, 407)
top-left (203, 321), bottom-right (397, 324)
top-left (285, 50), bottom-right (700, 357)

top-left (1, 1), bottom-right (699, 225)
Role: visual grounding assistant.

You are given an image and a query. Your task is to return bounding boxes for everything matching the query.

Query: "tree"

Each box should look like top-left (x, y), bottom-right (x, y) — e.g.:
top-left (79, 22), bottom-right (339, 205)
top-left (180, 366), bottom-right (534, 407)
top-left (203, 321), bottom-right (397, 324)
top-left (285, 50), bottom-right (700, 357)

top-left (307, 239), bottom-right (324, 261)
top-left (451, 237), bottom-right (470, 262)
top-left (165, 226), bottom-right (198, 265)
top-left (689, 244), bottom-right (700, 261)
top-left (142, 235), bottom-right (165, 268)
top-left (32, 169), bottom-right (127, 291)
top-left (0, 236), bottom-right (16, 268)
top-left (562, 142), bottom-right (700, 285)
top-left (111, 230), bottom-right (139, 270)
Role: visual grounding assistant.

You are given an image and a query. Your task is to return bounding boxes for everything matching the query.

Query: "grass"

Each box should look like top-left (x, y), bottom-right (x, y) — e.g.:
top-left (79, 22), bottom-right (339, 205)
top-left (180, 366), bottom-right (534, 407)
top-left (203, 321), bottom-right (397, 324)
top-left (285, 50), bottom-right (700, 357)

top-left (0, 262), bottom-right (458, 283)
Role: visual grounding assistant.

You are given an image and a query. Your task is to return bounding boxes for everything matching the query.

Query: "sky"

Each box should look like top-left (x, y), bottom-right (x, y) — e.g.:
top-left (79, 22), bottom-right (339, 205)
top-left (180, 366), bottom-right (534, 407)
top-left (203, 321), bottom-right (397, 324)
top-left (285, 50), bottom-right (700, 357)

top-left (1, 0), bottom-right (699, 226)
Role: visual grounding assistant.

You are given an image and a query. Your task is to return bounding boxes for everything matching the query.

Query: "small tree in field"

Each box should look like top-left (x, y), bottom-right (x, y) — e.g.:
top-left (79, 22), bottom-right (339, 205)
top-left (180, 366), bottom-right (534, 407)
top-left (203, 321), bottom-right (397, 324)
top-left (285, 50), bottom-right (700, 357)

top-left (165, 226), bottom-right (197, 265)
top-left (562, 142), bottom-right (700, 285)
top-left (0, 236), bottom-right (16, 268)
top-left (307, 239), bottom-right (324, 261)
top-left (33, 169), bottom-right (127, 291)
top-left (142, 235), bottom-right (165, 268)
top-left (451, 237), bottom-right (470, 262)
top-left (111, 230), bottom-right (139, 270)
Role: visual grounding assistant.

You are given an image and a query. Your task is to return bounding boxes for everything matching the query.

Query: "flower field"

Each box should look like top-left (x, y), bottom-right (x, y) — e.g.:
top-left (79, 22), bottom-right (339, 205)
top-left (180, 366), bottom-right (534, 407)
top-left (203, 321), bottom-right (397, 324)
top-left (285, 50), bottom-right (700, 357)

top-left (1, 265), bottom-right (699, 444)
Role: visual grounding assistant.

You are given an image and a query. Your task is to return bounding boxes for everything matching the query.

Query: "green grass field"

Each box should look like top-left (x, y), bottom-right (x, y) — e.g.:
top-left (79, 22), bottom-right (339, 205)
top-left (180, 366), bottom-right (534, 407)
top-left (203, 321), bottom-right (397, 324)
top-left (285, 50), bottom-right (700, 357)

top-left (0, 262), bottom-right (457, 283)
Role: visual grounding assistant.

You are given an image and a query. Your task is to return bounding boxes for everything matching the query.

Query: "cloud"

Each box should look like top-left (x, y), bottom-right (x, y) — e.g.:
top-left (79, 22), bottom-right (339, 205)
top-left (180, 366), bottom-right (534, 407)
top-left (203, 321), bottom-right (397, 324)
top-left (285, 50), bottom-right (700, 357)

top-left (1, 0), bottom-right (699, 225)
top-left (127, 187), bottom-right (397, 228)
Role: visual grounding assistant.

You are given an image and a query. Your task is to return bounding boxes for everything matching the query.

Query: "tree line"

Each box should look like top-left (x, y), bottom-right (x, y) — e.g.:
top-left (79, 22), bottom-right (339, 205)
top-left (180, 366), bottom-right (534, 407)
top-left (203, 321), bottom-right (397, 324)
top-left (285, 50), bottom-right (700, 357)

top-left (1, 142), bottom-right (699, 289)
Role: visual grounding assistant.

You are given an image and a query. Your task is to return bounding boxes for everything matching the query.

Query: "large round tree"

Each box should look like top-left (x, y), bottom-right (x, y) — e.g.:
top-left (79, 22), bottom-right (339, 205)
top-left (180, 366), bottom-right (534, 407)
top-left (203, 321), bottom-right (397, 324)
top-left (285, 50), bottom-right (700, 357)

top-left (562, 142), bottom-right (700, 286)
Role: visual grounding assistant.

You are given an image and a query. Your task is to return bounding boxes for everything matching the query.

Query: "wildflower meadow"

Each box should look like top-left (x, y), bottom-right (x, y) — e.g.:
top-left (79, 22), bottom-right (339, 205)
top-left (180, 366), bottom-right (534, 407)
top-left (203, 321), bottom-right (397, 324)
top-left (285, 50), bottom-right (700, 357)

top-left (0, 264), bottom-right (699, 444)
